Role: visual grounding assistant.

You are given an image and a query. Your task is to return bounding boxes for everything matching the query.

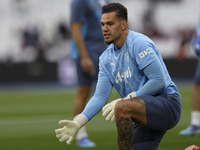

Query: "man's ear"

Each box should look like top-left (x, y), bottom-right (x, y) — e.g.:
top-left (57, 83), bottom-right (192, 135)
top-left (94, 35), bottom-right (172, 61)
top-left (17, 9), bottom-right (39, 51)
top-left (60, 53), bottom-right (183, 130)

top-left (121, 20), bottom-right (127, 31)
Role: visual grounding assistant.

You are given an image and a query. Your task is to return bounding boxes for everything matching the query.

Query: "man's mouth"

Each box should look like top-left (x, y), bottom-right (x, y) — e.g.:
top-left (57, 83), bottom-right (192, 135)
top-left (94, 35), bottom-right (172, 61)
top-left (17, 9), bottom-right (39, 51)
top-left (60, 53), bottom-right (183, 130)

top-left (104, 34), bottom-right (110, 39)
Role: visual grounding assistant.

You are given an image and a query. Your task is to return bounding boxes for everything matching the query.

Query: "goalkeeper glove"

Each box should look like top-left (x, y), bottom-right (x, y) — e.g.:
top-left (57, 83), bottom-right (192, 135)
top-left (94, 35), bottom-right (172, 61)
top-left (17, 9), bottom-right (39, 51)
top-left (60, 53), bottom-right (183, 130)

top-left (185, 145), bottom-right (199, 150)
top-left (102, 98), bottom-right (122, 122)
top-left (124, 91), bottom-right (136, 100)
top-left (102, 92), bottom-right (136, 122)
top-left (55, 114), bottom-right (87, 144)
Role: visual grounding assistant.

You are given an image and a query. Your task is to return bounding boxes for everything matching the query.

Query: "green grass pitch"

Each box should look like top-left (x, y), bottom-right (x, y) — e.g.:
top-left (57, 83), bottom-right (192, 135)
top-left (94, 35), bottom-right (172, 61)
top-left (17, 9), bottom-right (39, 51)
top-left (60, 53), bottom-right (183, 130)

top-left (0, 84), bottom-right (199, 150)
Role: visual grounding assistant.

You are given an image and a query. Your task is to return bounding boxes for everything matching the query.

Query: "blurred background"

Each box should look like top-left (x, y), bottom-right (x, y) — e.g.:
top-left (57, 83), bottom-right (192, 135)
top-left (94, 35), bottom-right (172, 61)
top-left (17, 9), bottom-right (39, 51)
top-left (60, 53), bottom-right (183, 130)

top-left (0, 0), bottom-right (198, 84)
top-left (0, 0), bottom-right (199, 150)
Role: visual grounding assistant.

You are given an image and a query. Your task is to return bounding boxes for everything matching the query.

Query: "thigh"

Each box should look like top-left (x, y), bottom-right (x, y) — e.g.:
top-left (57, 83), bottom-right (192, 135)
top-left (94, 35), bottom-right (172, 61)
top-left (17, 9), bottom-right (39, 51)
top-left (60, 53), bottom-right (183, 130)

top-left (132, 93), bottom-right (181, 150)
top-left (142, 93), bottom-right (181, 131)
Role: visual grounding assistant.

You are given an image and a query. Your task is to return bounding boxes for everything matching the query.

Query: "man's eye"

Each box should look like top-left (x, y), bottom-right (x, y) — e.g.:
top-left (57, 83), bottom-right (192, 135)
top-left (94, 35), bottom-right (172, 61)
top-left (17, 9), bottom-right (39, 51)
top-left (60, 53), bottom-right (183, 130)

top-left (108, 23), bottom-right (113, 26)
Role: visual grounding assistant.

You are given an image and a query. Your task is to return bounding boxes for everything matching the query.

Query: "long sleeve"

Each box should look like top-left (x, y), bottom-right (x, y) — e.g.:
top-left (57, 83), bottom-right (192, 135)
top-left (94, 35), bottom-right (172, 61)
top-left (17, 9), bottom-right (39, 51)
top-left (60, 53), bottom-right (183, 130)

top-left (136, 59), bottom-right (166, 96)
top-left (81, 80), bottom-right (113, 120)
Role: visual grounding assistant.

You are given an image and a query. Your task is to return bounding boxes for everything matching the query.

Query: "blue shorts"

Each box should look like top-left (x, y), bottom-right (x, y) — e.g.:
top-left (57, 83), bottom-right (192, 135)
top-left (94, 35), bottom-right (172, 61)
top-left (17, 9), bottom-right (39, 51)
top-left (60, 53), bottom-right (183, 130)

top-left (132, 93), bottom-right (181, 150)
top-left (75, 54), bottom-right (100, 86)
top-left (194, 59), bottom-right (200, 84)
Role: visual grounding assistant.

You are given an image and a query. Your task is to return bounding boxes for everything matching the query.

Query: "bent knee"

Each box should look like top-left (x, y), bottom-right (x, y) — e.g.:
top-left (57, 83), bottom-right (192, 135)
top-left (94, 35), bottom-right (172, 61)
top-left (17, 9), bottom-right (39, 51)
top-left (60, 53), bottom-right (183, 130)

top-left (115, 98), bottom-right (147, 125)
top-left (115, 100), bottom-right (131, 119)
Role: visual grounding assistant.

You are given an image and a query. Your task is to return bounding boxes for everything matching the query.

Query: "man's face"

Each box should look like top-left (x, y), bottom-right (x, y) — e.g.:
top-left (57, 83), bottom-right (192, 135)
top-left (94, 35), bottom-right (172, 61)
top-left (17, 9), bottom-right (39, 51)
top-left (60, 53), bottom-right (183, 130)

top-left (101, 12), bottom-right (123, 45)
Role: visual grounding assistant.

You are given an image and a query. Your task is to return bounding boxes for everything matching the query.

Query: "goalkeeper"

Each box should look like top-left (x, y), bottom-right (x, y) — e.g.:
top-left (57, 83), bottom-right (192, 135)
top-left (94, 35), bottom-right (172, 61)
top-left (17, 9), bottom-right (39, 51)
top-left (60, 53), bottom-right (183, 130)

top-left (55, 3), bottom-right (181, 150)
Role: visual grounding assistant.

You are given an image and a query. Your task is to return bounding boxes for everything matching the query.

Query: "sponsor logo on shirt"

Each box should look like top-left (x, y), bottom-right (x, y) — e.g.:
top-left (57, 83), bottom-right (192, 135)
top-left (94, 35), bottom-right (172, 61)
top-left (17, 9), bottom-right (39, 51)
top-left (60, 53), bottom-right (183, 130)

top-left (115, 67), bottom-right (132, 84)
top-left (138, 47), bottom-right (154, 59)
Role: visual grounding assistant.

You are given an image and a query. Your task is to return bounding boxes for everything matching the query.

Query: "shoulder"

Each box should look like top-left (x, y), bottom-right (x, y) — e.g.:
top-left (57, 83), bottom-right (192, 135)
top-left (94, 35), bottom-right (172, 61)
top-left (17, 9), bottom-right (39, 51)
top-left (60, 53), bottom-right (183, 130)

top-left (71, 0), bottom-right (87, 7)
top-left (127, 31), bottom-right (153, 45)
top-left (71, 0), bottom-right (88, 20)
top-left (126, 31), bottom-right (157, 58)
top-left (127, 31), bottom-right (157, 55)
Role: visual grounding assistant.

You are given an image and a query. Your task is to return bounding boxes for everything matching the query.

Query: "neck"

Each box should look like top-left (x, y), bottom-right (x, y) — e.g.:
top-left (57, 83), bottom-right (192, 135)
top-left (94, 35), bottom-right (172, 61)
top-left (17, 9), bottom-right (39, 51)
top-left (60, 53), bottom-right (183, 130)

top-left (114, 29), bottom-right (128, 50)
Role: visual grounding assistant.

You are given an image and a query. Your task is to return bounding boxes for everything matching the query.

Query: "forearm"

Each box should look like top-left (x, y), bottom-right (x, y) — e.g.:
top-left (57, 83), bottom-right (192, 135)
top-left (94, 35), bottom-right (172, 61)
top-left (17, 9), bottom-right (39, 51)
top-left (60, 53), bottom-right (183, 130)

top-left (82, 93), bottom-right (109, 120)
top-left (81, 80), bottom-right (113, 120)
top-left (71, 23), bottom-right (89, 58)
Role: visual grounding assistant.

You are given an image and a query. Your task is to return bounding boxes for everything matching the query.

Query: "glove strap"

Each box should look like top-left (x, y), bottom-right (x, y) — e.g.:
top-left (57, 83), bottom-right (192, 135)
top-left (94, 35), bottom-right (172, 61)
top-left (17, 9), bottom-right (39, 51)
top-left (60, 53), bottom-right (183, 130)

top-left (74, 114), bottom-right (88, 127)
top-left (124, 91), bottom-right (136, 100)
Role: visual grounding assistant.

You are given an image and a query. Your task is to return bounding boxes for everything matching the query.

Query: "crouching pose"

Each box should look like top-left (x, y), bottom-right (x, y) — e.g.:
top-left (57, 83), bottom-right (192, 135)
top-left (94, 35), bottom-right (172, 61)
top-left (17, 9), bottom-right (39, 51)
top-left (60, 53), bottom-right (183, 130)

top-left (55, 3), bottom-right (181, 150)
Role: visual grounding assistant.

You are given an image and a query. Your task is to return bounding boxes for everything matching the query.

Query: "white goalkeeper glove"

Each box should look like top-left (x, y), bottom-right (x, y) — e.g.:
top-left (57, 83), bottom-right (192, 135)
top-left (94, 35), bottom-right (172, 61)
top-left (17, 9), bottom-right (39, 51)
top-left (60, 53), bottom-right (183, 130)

top-left (102, 98), bottom-right (122, 122)
top-left (55, 114), bottom-right (87, 145)
top-left (102, 91), bottom-right (136, 122)
top-left (124, 91), bottom-right (136, 100)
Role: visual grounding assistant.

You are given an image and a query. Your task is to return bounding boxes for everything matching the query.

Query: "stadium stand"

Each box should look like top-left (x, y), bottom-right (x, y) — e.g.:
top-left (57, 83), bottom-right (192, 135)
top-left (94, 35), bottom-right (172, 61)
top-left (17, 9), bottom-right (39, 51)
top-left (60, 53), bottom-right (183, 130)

top-left (0, 0), bottom-right (198, 82)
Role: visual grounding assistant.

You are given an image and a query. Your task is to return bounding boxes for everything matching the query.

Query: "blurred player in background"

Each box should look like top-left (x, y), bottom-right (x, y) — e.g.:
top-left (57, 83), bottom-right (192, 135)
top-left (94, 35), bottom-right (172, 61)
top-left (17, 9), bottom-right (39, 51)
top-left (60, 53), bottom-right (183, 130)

top-left (56, 3), bottom-right (181, 150)
top-left (179, 10), bottom-right (200, 136)
top-left (70, 0), bottom-right (108, 147)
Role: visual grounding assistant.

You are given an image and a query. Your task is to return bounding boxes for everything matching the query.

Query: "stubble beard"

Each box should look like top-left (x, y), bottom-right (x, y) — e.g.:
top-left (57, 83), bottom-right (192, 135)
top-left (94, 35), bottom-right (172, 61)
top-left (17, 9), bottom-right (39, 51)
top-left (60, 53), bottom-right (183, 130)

top-left (105, 40), bottom-right (114, 45)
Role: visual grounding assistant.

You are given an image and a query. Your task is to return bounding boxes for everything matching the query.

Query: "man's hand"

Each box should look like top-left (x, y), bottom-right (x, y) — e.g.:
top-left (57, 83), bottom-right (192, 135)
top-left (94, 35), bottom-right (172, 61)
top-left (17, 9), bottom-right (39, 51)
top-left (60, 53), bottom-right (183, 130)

top-left (55, 114), bottom-right (87, 144)
top-left (102, 91), bottom-right (136, 122)
top-left (102, 98), bottom-right (122, 122)
top-left (81, 56), bottom-right (95, 75)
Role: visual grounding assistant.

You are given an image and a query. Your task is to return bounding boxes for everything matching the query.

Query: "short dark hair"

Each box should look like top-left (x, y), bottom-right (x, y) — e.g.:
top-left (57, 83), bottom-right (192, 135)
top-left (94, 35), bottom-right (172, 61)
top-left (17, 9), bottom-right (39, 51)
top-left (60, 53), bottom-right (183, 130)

top-left (102, 3), bottom-right (128, 21)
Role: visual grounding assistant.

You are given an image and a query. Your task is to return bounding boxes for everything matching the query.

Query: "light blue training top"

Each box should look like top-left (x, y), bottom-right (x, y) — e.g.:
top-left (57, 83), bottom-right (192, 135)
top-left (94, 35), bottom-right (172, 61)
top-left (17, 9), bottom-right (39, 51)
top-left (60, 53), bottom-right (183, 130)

top-left (81, 31), bottom-right (180, 120)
